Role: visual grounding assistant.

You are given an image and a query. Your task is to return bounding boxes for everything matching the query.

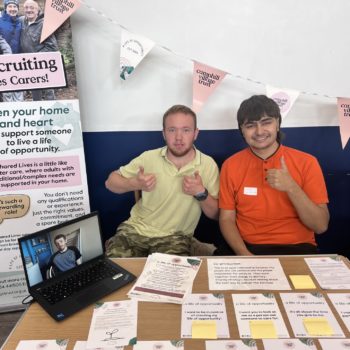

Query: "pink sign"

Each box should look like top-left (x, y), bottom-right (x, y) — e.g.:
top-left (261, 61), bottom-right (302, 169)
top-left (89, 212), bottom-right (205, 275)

top-left (0, 155), bottom-right (82, 191)
top-left (41, 0), bottom-right (81, 43)
top-left (337, 97), bottom-right (350, 149)
top-left (0, 52), bottom-right (66, 92)
top-left (192, 61), bottom-right (227, 113)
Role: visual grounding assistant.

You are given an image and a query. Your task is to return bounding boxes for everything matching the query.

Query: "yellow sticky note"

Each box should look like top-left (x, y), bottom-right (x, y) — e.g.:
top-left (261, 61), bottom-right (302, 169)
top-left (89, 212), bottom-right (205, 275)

top-left (192, 320), bottom-right (217, 339)
top-left (289, 275), bottom-right (316, 289)
top-left (249, 320), bottom-right (277, 339)
top-left (303, 317), bottom-right (334, 336)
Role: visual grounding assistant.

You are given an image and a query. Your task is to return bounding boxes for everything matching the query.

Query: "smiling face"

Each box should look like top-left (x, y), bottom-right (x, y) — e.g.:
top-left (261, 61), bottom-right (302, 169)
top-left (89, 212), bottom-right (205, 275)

top-left (241, 115), bottom-right (279, 158)
top-left (54, 237), bottom-right (67, 252)
top-left (6, 3), bottom-right (19, 17)
top-left (163, 112), bottom-right (199, 158)
top-left (23, 0), bottom-right (39, 22)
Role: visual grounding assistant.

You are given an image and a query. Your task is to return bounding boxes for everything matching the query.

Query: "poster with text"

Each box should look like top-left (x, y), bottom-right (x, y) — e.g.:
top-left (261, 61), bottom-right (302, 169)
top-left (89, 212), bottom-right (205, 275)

top-left (0, 0), bottom-right (89, 310)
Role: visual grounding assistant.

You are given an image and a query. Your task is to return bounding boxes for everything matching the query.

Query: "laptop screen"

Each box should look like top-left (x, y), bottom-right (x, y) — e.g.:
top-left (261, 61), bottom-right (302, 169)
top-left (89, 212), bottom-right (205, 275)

top-left (19, 212), bottom-right (104, 288)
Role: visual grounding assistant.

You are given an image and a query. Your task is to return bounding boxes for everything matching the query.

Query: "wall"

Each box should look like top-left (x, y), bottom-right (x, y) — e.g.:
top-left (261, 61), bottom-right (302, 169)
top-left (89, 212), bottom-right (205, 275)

top-left (70, 0), bottom-right (350, 256)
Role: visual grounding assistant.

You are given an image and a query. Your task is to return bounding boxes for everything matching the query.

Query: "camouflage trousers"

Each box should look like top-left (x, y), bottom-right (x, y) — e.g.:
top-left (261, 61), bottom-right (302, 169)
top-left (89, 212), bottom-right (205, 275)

top-left (105, 222), bottom-right (192, 258)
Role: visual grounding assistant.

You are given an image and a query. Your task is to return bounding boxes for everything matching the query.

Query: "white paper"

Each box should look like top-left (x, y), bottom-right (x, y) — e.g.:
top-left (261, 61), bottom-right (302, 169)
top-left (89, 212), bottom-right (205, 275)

top-left (305, 257), bottom-right (350, 289)
top-left (73, 341), bottom-right (124, 350)
top-left (181, 293), bottom-right (230, 338)
top-left (133, 340), bottom-right (184, 350)
top-left (16, 339), bottom-right (68, 350)
top-left (262, 339), bottom-right (317, 350)
top-left (232, 293), bottom-right (289, 338)
top-left (208, 258), bottom-right (291, 290)
top-left (86, 300), bottom-right (137, 348)
top-left (206, 339), bottom-right (257, 350)
top-left (280, 292), bottom-right (344, 338)
top-left (128, 253), bottom-right (201, 304)
top-left (327, 293), bottom-right (350, 332)
top-left (319, 339), bottom-right (350, 349)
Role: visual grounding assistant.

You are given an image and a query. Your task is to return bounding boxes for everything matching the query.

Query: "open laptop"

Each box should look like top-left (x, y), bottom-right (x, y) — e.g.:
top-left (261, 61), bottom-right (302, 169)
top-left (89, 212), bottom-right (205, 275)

top-left (18, 211), bottom-right (136, 321)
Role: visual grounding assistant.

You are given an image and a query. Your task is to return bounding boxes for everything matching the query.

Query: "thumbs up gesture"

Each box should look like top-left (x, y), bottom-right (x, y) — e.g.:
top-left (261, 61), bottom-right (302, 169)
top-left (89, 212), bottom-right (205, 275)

top-left (266, 156), bottom-right (296, 192)
top-left (183, 171), bottom-right (205, 196)
top-left (136, 166), bottom-right (156, 192)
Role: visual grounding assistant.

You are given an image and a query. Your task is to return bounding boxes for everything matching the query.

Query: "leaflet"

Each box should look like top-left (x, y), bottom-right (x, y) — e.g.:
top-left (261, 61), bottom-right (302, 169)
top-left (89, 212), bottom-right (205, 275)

top-left (262, 339), bottom-right (316, 350)
top-left (205, 339), bottom-right (257, 350)
top-left (128, 253), bottom-right (201, 304)
top-left (318, 339), bottom-right (350, 350)
top-left (280, 292), bottom-right (344, 338)
top-left (305, 257), bottom-right (350, 289)
top-left (86, 300), bottom-right (138, 348)
top-left (327, 293), bottom-right (350, 332)
top-left (133, 340), bottom-right (184, 350)
top-left (73, 341), bottom-right (124, 350)
top-left (15, 339), bottom-right (68, 350)
top-left (232, 293), bottom-right (289, 338)
top-left (207, 258), bottom-right (290, 290)
top-left (181, 293), bottom-right (230, 338)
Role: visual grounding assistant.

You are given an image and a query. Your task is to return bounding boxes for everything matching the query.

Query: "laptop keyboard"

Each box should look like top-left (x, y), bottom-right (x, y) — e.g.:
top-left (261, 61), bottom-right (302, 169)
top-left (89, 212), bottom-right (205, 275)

top-left (37, 259), bottom-right (122, 305)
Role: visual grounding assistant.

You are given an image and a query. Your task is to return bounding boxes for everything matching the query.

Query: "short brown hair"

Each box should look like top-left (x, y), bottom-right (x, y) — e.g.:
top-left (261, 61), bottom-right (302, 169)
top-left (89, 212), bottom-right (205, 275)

top-left (162, 105), bottom-right (197, 130)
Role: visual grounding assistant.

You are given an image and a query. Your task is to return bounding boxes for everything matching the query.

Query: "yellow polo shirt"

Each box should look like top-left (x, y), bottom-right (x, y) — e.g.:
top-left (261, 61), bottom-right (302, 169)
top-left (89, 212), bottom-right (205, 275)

top-left (119, 147), bottom-right (219, 237)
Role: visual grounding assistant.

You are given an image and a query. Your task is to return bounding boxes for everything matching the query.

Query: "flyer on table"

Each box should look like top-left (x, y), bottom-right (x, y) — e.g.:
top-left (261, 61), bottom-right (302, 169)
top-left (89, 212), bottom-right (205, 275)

top-left (232, 293), bottom-right (289, 339)
top-left (207, 258), bottom-right (291, 290)
top-left (280, 292), bottom-right (344, 338)
top-left (0, 1), bottom-right (90, 310)
top-left (181, 293), bottom-right (230, 338)
top-left (327, 293), bottom-right (350, 332)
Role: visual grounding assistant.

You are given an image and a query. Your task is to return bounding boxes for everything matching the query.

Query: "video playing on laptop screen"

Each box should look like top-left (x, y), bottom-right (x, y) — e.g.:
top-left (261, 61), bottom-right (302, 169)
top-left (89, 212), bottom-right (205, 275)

top-left (19, 213), bottom-right (103, 288)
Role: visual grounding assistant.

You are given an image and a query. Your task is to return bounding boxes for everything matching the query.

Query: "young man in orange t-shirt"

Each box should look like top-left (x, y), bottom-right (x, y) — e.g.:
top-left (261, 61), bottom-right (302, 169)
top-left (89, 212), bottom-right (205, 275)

top-left (219, 95), bottom-right (329, 255)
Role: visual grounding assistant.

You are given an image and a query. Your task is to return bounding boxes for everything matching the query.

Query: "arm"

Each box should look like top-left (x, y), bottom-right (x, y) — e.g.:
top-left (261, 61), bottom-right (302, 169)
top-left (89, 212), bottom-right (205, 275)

top-left (182, 171), bottom-right (219, 220)
top-left (105, 167), bottom-right (156, 194)
top-left (219, 209), bottom-right (253, 255)
top-left (0, 35), bottom-right (12, 54)
top-left (266, 156), bottom-right (329, 233)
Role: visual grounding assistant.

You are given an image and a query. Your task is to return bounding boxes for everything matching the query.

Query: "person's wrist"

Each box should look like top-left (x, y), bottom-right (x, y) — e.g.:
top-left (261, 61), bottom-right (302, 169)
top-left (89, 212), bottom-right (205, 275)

top-left (193, 188), bottom-right (208, 201)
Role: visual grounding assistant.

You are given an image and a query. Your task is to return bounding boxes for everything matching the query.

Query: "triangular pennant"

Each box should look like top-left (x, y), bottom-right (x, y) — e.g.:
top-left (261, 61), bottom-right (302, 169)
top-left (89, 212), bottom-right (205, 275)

top-left (40, 0), bottom-right (81, 43)
top-left (192, 61), bottom-right (227, 113)
top-left (266, 85), bottom-right (300, 120)
top-left (336, 98), bottom-right (350, 149)
top-left (119, 29), bottom-right (155, 80)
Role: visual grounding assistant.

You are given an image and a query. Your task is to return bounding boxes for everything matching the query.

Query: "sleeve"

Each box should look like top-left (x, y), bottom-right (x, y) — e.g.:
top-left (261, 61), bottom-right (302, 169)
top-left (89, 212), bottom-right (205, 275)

top-left (0, 35), bottom-right (12, 54)
top-left (37, 33), bottom-right (58, 52)
top-left (201, 157), bottom-right (220, 198)
top-left (303, 157), bottom-right (329, 204)
top-left (70, 246), bottom-right (82, 260)
top-left (118, 152), bottom-right (147, 178)
top-left (219, 159), bottom-right (236, 210)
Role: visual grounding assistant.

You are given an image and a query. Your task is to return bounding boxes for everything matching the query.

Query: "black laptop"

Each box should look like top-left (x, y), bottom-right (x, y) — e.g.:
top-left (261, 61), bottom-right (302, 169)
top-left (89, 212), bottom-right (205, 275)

top-left (18, 211), bottom-right (136, 321)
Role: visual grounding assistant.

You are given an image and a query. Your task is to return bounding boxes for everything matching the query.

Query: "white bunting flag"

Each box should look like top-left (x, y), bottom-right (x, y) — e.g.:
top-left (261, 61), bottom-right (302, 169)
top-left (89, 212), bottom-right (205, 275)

top-left (120, 29), bottom-right (155, 80)
top-left (266, 85), bottom-right (300, 120)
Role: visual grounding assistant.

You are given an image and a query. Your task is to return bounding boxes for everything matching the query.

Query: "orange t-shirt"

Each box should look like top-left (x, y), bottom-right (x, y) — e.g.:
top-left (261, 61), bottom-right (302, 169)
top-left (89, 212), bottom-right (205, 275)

top-left (219, 145), bottom-right (329, 245)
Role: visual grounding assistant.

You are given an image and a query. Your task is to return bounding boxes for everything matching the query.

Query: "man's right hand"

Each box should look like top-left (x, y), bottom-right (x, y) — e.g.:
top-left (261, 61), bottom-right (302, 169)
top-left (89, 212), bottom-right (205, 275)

top-left (136, 166), bottom-right (156, 192)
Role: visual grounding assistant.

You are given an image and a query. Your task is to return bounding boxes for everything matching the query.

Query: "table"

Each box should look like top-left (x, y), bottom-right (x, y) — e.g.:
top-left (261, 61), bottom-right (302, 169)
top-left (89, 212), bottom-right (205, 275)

top-left (2, 255), bottom-right (350, 350)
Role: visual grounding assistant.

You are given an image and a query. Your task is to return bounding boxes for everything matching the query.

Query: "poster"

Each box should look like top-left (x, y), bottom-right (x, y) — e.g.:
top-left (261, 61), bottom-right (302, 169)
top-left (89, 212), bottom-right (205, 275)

top-left (0, 0), bottom-right (90, 310)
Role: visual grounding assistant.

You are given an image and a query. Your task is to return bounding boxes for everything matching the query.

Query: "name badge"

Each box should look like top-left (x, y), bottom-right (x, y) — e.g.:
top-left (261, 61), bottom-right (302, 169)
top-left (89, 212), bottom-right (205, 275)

top-left (244, 187), bottom-right (258, 196)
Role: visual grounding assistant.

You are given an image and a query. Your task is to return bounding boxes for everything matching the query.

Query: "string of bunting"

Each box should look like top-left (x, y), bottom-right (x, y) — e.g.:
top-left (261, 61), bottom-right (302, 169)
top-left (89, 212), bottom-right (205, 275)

top-left (42, 0), bottom-right (350, 149)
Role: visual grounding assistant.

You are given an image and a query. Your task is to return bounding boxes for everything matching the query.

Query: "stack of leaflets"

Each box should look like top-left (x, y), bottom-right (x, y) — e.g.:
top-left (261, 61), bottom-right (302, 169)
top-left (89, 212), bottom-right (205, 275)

top-left (128, 253), bottom-right (201, 304)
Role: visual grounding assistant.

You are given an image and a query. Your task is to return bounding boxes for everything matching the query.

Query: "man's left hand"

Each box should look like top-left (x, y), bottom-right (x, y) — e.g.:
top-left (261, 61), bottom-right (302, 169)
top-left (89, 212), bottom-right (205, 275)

top-left (266, 156), bottom-right (296, 192)
top-left (183, 171), bottom-right (205, 196)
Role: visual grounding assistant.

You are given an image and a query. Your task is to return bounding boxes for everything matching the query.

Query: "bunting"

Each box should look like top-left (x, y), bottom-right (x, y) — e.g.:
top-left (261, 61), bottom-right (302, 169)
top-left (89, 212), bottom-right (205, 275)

top-left (119, 29), bottom-right (155, 80)
top-left (337, 98), bottom-right (350, 149)
top-left (192, 61), bottom-right (227, 113)
top-left (41, 0), bottom-right (81, 43)
top-left (266, 85), bottom-right (300, 120)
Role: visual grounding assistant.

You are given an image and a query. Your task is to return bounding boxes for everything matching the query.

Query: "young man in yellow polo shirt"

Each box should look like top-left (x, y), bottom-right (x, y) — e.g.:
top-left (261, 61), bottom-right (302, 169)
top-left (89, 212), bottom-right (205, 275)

top-left (105, 105), bottom-right (220, 257)
top-left (219, 95), bottom-right (330, 255)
